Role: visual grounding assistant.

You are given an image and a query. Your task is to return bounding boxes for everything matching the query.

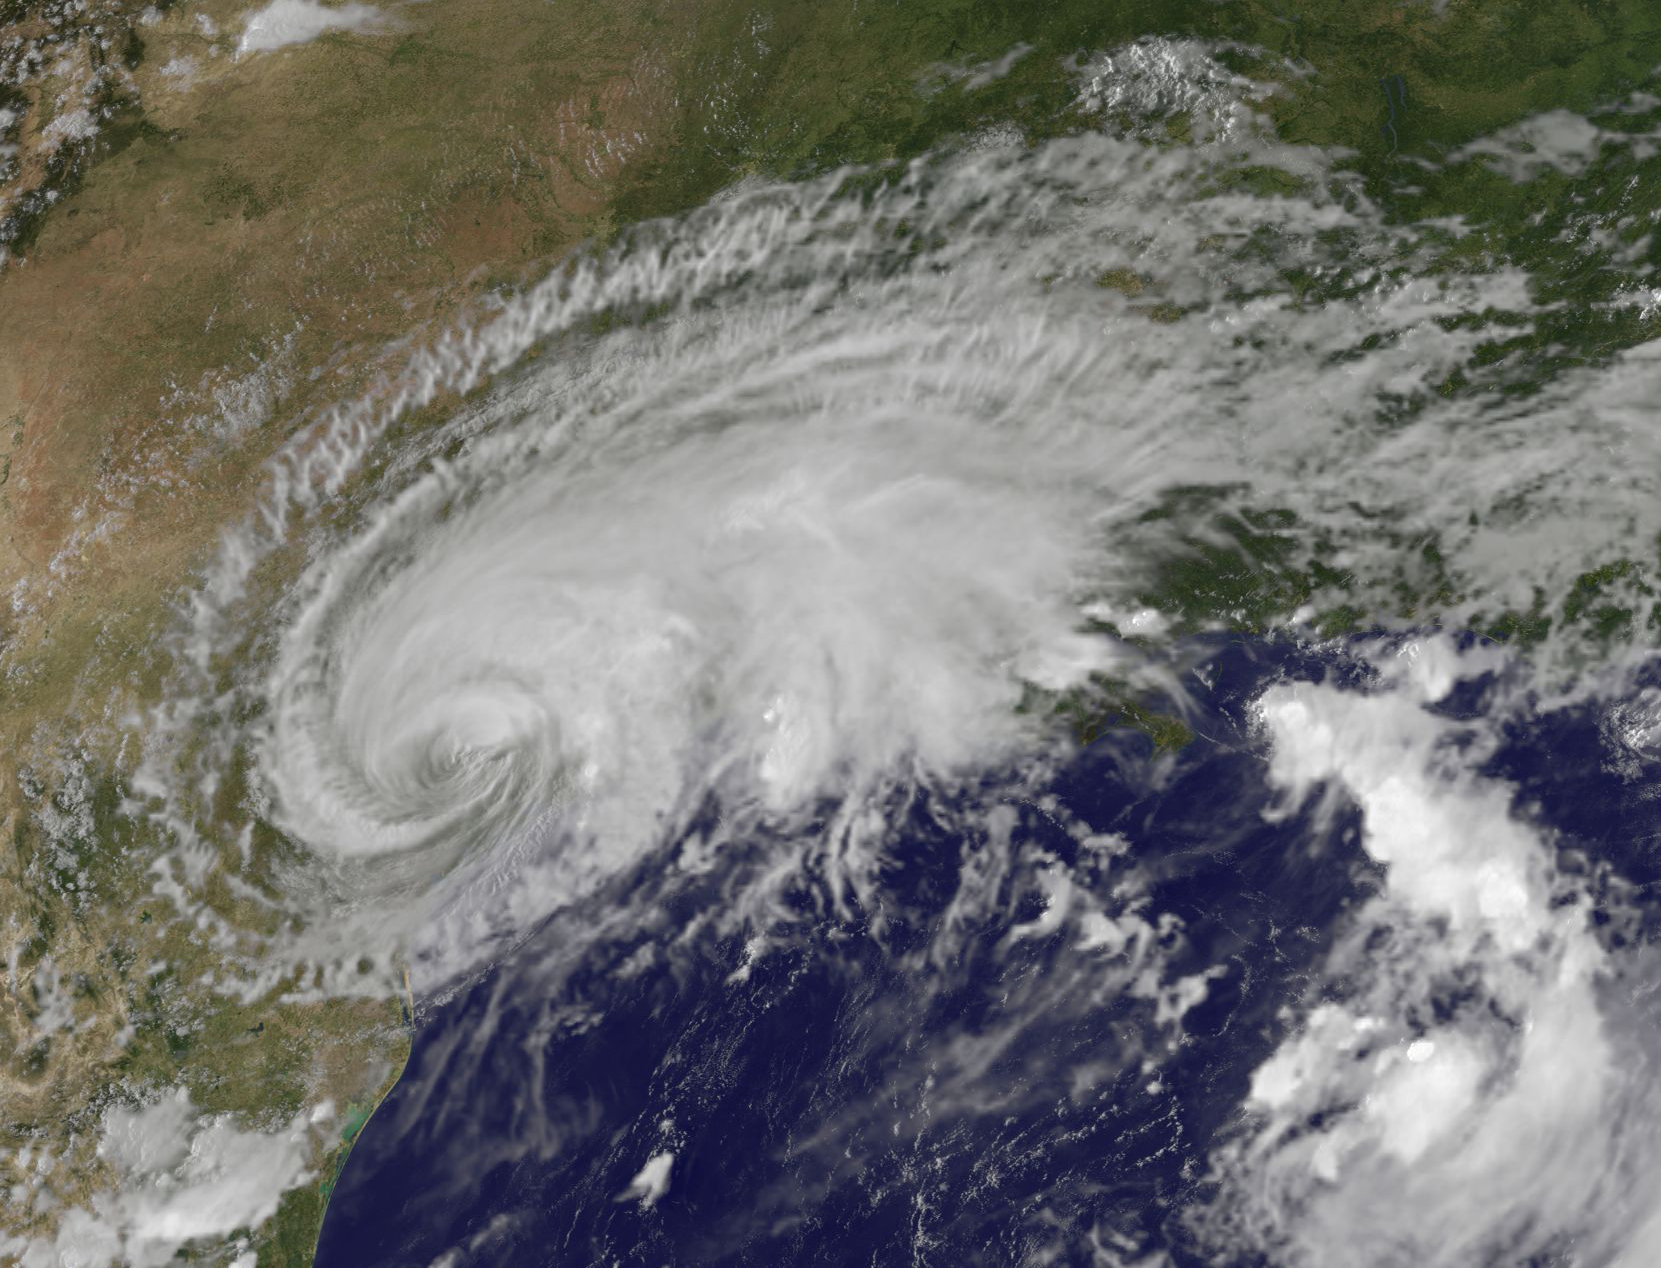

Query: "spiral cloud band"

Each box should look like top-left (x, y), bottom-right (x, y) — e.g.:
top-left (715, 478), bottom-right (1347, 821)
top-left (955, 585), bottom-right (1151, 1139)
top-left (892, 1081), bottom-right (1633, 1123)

top-left (138, 72), bottom-right (1661, 984)
top-left (122, 54), bottom-right (1661, 1267)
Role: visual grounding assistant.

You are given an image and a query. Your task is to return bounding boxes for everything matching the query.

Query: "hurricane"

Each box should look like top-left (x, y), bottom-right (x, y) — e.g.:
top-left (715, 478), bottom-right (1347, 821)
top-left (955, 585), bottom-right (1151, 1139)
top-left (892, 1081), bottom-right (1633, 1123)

top-left (70, 37), bottom-right (1661, 1268)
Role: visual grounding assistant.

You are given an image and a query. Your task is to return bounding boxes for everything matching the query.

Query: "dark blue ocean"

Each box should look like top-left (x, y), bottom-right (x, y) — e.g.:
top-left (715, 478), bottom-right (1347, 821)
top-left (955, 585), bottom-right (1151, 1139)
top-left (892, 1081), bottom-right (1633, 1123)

top-left (313, 635), bottom-right (1661, 1268)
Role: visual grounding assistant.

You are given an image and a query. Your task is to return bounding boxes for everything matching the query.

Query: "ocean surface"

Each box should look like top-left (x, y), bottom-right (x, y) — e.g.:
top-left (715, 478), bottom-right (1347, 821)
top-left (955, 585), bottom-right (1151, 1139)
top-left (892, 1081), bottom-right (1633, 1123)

top-left (118, 38), bottom-right (1661, 1268)
top-left (314, 634), bottom-right (1661, 1267)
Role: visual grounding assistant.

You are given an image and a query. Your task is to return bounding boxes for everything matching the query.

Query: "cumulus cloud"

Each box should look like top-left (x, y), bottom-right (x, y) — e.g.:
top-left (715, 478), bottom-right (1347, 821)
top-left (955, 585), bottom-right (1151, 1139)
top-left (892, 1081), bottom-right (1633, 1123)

top-left (616, 1151), bottom-right (674, 1208)
top-left (237, 0), bottom-right (385, 56)
top-left (1198, 639), bottom-right (1661, 1267)
top-left (7, 1090), bottom-right (332, 1268)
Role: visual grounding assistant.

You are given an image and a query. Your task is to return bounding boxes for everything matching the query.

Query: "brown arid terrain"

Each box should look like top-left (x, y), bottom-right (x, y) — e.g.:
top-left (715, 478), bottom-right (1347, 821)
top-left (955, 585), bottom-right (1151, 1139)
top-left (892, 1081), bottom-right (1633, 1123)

top-left (1, 0), bottom-right (680, 620)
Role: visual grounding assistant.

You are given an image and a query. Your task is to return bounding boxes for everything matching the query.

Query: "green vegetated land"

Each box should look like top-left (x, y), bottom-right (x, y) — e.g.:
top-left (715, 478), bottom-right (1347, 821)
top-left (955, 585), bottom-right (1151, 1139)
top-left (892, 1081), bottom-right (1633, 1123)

top-left (602, 0), bottom-right (1661, 696)
top-left (3, 0), bottom-right (1661, 1262)
top-left (615, 0), bottom-right (1661, 738)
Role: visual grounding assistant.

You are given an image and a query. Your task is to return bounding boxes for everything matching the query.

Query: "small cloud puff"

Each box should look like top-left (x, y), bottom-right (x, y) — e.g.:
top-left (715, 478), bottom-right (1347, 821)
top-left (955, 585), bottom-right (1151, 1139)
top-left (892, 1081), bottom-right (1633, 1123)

top-left (616, 1151), bottom-right (674, 1209)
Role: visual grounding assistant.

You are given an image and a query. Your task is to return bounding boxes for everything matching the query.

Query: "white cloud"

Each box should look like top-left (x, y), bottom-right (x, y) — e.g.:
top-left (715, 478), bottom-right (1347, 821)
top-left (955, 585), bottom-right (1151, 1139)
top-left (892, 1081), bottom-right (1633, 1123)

top-left (9, 1090), bottom-right (330, 1268)
top-left (1453, 107), bottom-right (1661, 181)
top-left (617, 1151), bottom-right (674, 1208)
top-left (41, 109), bottom-right (98, 149)
top-left (1199, 643), bottom-right (1661, 1267)
top-left (237, 0), bottom-right (385, 57)
top-left (158, 56), bottom-right (199, 85)
top-left (98, 1091), bottom-right (195, 1175)
top-left (1074, 37), bottom-right (1278, 141)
